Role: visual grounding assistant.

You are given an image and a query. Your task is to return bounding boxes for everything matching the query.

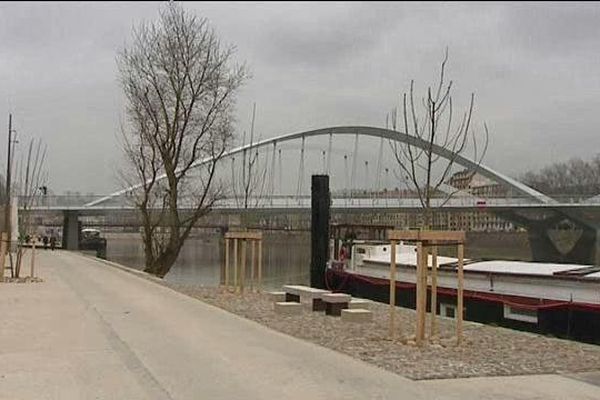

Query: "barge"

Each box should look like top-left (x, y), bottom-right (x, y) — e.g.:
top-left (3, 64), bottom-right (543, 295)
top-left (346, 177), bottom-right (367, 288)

top-left (326, 241), bottom-right (600, 344)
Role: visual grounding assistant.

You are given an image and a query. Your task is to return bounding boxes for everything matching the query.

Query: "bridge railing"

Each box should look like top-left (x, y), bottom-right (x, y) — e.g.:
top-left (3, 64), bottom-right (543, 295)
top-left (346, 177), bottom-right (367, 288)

top-left (19, 192), bottom-right (600, 211)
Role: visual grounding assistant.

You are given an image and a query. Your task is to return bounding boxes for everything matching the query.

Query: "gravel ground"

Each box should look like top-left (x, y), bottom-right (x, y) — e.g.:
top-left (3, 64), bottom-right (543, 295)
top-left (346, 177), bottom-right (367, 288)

top-left (157, 284), bottom-right (600, 380)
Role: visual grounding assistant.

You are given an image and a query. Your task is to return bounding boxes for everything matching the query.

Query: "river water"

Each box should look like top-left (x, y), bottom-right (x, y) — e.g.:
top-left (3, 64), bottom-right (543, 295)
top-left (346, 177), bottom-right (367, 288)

top-left (105, 230), bottom-right (311, 289)
top-left (104, 229), bottom-right (536, 289)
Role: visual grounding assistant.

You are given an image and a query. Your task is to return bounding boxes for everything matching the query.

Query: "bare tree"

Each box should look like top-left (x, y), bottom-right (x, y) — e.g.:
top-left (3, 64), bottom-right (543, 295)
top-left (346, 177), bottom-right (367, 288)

top-left (521, 154), bottom-right (600, 200)
top-left (230, 102), bottom-right (269, 209)
top-left (15, 138), bottom-right (48, 278)
top-left (118, 3), bottom-right (247, 277)
top-left (391, 50), bottom-right (488, 228)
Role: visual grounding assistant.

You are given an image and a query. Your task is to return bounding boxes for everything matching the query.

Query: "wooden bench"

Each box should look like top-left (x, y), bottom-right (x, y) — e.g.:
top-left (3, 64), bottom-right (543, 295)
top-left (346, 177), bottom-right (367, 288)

top-left (282, 285), bottom-right (331, 311)
top-left (322, 293), bottom-right (352, 316)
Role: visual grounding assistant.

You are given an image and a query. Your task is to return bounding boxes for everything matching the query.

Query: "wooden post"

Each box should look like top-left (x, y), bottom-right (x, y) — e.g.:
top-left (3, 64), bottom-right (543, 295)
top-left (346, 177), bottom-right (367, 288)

top-left (30, 239), bottom-right (36, 278)
top-left (457, 243), bottom-right (464, 345)
top-left (257, 239), bottom-right (262, 293)
top-left (389, 240), bottom-right (397, 339)
top-left (0, 232), bottom-right (6, 282)
top-left (240, 239), bottom-right (247, 294)
top-left (224, 238), bottom-right (230, 289)
top-left (422, 246), bottom-right (429, 341)
top-left (415, 242), bottom-right (424, 346)
top-left (430, 246), bottom-right (438, 340)
top-left (233, 239), bottom-right (238, 292)
top-left (250, 240), bottom-right (256, 291)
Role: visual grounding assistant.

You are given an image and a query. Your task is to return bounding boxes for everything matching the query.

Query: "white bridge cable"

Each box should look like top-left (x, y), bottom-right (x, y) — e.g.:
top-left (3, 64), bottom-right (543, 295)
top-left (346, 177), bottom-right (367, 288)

top-left (86, 126), bottom-right (554, 207)
top-left (350, 133), bottom-right (359, 204)
top-left (278, 149), bottom-right (282, 198)
top-left (296, 135), bottom-right (305, 202)
top-left (343, 154), bottom-right (349, 207)
top-left (326, 131), bottom-right (333, 175)
top-left (269, 142), bottom-right (277, 206)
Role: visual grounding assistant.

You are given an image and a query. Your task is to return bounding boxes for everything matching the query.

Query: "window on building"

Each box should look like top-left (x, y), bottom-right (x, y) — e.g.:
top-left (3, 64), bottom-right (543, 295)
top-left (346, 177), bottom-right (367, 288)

top-left (440, 303), bottom-right (457, 318)
top-left (503, 305), bottom-right (538, 324)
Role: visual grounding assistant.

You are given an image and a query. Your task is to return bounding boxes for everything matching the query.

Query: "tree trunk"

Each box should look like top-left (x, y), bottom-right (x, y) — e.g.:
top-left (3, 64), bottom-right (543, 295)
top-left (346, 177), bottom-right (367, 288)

top-left (141, 224), bottom-right (186, 278)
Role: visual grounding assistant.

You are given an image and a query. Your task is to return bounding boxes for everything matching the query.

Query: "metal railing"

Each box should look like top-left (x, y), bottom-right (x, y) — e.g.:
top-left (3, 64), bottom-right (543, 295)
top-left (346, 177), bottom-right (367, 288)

top-left (17, 192), bottom-right (600, 212)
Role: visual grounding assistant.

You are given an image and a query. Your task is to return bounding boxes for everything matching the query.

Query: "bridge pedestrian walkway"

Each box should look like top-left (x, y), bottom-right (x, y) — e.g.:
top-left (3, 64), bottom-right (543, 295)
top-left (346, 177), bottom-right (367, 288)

top-left (0, 251), bottom-right (598, 399)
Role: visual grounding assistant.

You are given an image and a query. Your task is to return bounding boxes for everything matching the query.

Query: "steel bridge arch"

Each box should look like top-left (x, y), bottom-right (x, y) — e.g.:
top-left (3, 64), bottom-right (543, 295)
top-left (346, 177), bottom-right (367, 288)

top-left (86, 126), bottom-right (553, 207)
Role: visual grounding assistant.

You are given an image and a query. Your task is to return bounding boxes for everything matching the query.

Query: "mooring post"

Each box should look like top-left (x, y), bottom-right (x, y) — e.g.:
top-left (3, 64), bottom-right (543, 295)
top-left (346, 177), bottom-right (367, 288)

top-left (311, 175), bottom-right (330, 289)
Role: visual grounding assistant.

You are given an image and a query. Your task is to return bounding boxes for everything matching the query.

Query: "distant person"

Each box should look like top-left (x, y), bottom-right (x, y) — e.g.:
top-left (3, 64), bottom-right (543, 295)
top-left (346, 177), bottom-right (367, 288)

top-left (50, 236), bottom-right (56, 251)
top-left (43, 235), bottom-right (49, 250)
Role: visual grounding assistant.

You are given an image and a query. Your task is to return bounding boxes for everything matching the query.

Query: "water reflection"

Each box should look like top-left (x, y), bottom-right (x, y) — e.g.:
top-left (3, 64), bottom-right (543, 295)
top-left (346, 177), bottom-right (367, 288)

top-left (105, 230), bottom-right (311, 289)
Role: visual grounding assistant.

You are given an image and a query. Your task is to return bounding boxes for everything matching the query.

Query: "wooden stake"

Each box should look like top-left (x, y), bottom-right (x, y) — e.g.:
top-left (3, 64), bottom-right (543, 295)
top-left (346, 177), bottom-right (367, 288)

top-left (257, 239), bottom-right (262, 293)
top-left (422, 246), bottom-right (429, 340)
top-left (457, 243), bottom-right (464, 345)
top-left (224, 238), bottom-right (230, 289)
top-left (250, 240), bottom-right (256, 291)
top-left (240, 239), bottom-right (247, 294)
top-left (0, 232), bottom-right (6, 282)
top-left (233, 239), bottom-right (238, 292)
top-left (430, 246), bottom-right (438, 340)
top-left (415, 242), bottom-right (424, 346)
top-left (388, 240), bottom-right (397, 339)
top-left (30, 239), bottom-right (36, 278)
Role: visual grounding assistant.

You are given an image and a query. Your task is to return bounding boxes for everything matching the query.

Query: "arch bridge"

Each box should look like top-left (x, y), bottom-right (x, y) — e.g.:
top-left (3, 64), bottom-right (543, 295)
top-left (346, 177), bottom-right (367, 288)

top-left (27, 126), bottom-right (600, 264)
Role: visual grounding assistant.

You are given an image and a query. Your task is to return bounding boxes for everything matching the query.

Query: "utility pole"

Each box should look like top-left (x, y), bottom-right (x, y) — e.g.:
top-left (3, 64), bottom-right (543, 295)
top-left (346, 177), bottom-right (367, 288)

top-left (4, 114), bottom-right (13, 251)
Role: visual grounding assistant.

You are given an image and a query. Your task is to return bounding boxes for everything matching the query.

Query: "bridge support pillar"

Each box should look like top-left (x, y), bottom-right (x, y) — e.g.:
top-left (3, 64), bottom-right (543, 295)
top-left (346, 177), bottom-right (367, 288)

top-left (311, 175), bottom-right (330, 289)
top-left (567, 227), bottom-right (600, 266)
top-left (527, 227), bottom-right (562, 263)
top-left (62, 210), bottom-right (81, 250)
top-left (498, 209), bottom-right (600, 266)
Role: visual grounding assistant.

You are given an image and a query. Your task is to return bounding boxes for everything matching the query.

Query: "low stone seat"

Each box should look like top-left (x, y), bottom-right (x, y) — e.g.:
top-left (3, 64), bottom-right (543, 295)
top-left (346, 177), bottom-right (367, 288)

top-left (322, 293), bottom-right (352, 316)
top-left (267, 291), bottom-right (286, 303)
top-left (282, 285), bottom-right (331, 311)
top-left (341, 308), bottom-right (373, 323)
top-left (349, 298), bottom-right (371, 310)
top-left (274, 301), bottom-right (303, 315)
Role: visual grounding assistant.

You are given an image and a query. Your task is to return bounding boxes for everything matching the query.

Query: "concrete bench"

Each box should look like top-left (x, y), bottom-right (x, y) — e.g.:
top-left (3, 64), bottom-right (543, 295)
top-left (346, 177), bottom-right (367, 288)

top-left (282, 285), bottom-right (331, 311)
top-left (322, 293), bottom-right (352, 316)
top-left (348, 298), bottom-right (371, 310)
top-left (341, 309), bottom-right (373, 323)
top-left (274, 301), bottom-right (303, 315)
top-left (266, 291), bottom-right (286, 303)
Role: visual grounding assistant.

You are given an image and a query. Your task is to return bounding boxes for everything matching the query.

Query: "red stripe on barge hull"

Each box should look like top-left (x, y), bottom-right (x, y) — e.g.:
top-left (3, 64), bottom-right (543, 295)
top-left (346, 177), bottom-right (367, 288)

top-left (326, 269), bottom-right (600, 313)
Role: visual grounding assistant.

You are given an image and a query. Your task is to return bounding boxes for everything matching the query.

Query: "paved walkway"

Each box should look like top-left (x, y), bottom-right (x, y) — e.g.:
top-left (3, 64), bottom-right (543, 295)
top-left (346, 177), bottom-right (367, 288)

top-left (1, 251), bottom-right (599, 400)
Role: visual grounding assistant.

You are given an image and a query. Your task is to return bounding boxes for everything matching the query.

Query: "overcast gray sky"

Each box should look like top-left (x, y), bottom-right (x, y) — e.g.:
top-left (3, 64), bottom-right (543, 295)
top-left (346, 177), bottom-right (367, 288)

top-left (1, 1), bottom-right (599, 194)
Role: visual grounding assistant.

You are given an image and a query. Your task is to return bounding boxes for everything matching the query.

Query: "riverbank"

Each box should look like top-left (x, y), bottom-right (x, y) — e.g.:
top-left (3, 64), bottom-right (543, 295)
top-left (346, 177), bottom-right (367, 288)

top-left (159, 283), bottom-right (600, 380)
top-left (94, 255), bottom-right (600, 380)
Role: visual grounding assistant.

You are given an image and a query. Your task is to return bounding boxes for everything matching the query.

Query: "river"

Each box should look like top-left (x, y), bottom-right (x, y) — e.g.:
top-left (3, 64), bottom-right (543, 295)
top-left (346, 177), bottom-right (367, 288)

top-left (105, 230), bottom-right (311, 289)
